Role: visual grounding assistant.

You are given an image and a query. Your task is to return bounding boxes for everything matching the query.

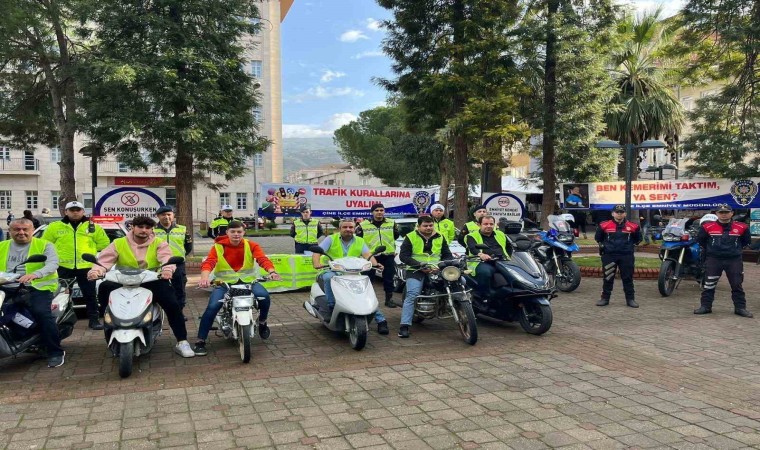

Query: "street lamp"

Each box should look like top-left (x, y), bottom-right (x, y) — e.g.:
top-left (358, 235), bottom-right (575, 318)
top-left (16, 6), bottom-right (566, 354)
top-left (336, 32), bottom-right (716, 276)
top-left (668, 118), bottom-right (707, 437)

top-left (645, 163), bottom-right (679, 180)
top-left (595, 139), bottom-right (667, 217)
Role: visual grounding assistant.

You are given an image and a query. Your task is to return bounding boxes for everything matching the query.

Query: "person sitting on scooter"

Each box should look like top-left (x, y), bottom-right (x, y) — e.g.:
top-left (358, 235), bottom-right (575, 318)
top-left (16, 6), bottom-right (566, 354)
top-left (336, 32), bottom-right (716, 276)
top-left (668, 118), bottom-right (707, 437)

top-left (311, 218), bottom-right (389, 335)
top-left (397, 216), bottom-right (452, 338)
top-left (87, 216), bottom-right (195, 358)
top-left (194, 221), bottom-right (282, 356)
top-left (465, 215), bottom-right (511, 299)
top-left (0, 219), bottom-right (64, 367)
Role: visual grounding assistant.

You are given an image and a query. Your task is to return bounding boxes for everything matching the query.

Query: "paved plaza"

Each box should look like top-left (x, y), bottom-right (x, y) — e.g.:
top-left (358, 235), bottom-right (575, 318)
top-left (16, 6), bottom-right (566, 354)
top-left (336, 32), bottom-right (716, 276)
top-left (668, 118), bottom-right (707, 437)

top-left (2, 244), bottom-right (760, 449)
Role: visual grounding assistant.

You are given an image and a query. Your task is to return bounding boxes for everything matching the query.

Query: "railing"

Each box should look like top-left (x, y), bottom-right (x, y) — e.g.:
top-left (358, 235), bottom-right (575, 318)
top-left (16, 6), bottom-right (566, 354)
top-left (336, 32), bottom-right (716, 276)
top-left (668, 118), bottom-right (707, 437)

top-left (0, 158), bottom-right (40, 172)
top-left (98, 159), bottom-right (175, 175)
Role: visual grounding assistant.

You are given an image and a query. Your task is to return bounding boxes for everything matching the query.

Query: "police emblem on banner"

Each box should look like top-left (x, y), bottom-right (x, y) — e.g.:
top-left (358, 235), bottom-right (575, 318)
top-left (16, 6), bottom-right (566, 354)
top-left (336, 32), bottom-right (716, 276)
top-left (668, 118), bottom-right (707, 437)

top-left (729, 180), bottom-right (758, 206)
top-left (412, 191), bottom-right (431, 214)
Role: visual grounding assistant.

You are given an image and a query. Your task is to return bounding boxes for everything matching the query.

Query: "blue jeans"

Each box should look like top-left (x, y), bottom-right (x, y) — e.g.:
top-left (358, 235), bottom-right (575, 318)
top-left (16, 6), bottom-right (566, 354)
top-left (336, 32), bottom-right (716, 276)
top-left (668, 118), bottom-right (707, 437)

top-left (321, 271), bottom-right (386, 323)
top-left (197, 284), bottom-right (271, 341)
top-left (401, 277), bottom-right (424, 326)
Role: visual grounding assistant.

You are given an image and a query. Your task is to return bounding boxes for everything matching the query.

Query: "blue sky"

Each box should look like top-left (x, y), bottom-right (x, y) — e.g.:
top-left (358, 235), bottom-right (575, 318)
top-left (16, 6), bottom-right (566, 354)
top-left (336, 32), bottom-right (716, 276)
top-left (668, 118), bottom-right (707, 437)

top-left (280, 0), bottom-right (685, 139)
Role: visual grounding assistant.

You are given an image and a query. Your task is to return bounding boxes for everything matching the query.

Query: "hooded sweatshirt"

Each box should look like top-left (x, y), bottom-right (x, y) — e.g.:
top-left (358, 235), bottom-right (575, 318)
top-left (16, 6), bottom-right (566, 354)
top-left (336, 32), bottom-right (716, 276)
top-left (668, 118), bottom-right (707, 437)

top-left (201, 235), bottom-right (275, 273)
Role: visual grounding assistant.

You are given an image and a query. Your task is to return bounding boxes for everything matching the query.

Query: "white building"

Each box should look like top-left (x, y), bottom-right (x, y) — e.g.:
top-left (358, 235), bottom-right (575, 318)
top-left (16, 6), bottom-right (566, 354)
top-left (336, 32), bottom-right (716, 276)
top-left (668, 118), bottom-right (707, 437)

top-left (0, 0), bottom-right (292, 223)
top-left (286, 164), bottom-right (385, 187)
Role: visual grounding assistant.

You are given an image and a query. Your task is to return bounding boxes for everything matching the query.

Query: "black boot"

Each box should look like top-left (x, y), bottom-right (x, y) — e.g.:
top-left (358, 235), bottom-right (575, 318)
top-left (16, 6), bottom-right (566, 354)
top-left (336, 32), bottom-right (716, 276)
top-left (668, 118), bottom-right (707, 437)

top-left (596, 298), bottom-right (609, 306)
top-left (384, 293), bottom-right (396, 308)
top-left (626, 299), bottom-right (639, 308)
top-left (88, 317), bottom-right (104, 330)
top-left (735, 308), bottom-right (754, 318)
top-left (693, 306), bottom-right (712, 314)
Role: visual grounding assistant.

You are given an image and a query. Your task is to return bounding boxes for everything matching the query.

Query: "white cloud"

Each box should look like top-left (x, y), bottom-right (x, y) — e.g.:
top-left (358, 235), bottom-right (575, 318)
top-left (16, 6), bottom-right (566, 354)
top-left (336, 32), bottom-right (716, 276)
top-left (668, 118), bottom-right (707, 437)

top-left (320, 70), bottom-right (346, 83)
top-left (366, 18), bottom-right (383, 31)
top-left (283, 113), bottom-right (358, 138)
top-left (339, 29), bottom-right (369, 43)
top-left (353, 50), bottom-right (384, 59)
top-left (616, 0), bottom-right (686, 17)
top-left (286, 86), bottom-right (365, 103)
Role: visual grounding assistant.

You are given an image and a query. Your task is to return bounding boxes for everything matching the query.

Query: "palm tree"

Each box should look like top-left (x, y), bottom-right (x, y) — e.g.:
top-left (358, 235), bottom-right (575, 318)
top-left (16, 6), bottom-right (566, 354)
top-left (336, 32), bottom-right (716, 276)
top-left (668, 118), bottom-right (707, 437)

top-left (606, 9), bottom-right (685, 177)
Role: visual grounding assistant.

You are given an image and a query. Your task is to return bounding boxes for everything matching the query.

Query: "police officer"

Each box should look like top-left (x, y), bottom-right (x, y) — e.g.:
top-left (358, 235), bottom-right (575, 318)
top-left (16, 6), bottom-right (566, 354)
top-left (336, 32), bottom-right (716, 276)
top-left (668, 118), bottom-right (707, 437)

top-left (290, 206), bottom-right (323, 254)
top-left (429, 203), bottom-right (456, 243)
top-left (694, 204), bottom-right (752, 317)
top-left (154, 206), bottom-right (193, 316)
top-left (207, 205), bottom-right (239, 238)
top-left (356, 203), bottom-right (399, 308)
top-left (41, 201), bottom-right (110, 329)
top-left (459, 205), bottom-right (488, 245)
top-left (595, 204), bottom-right (642, 308)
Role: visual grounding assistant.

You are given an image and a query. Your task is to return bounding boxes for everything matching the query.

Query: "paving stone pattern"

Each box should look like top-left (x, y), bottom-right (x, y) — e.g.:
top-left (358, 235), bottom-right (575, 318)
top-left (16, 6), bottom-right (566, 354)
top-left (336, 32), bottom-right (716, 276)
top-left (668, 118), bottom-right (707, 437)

top-left (2, 239), bottom-right (760, 449)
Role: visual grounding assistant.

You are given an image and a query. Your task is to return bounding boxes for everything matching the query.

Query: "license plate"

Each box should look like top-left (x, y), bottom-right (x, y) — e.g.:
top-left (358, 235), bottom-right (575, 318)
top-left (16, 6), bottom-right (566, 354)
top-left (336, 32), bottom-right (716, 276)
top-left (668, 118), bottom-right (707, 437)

top-left (71, 288), bottom-right (82, 298)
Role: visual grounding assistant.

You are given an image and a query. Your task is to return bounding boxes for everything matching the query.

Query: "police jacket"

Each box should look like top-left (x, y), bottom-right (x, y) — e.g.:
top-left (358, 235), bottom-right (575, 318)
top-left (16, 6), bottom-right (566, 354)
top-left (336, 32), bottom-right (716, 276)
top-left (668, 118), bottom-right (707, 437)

top-left (697, 220), bottom-right (750, 259)
top-left (595, 219), bottom-right (641, 255)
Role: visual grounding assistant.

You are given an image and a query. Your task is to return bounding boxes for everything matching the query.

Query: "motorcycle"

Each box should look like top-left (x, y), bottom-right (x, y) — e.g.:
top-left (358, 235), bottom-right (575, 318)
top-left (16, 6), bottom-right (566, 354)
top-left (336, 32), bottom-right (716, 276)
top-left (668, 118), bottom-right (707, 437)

top-left (82, 253), bottom-right (184, 378)
top-left (465, 228), bottom-right (555, 335)
top-left (532, 214), bottom-right (581, 292)
top-left (209, 278), bottom-right (269, 363)
top-left (391, 256), bottom-right (478, 345)
top-left (305, 245), bottom-right (385, 350)
top-left (0, 255), bottom-right (77, 360)
top-left (657, 216), bottom-right (709, 297)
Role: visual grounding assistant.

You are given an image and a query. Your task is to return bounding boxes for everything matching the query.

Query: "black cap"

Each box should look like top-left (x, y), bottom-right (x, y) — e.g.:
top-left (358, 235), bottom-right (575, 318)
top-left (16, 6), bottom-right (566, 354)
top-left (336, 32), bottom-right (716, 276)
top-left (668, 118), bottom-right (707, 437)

top-left (612, 204), bottom-right (626, 212)
top-left (716, 203), bottom-right (733, 212)
top-left (156, 206), bottom-right (174, 215)
top-left (370, 203), bottom-right (385, 212)
top-left (299, 205), bottom-right (311, 213)
top-left (472, 204), bottom-right (487, 213)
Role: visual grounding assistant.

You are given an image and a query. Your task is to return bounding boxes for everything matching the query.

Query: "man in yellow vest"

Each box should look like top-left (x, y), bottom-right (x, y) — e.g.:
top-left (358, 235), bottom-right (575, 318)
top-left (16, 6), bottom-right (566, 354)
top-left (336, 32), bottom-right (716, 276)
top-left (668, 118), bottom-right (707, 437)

top-left (458, 204), bottom-right (488, 245)
top-left (207, 205), bottom-right (239, 238)
top-left (41, 201), bottom-right (110, 330)
top-left (154, 206), bottom-right (193, 316)
top-left (87, 216), bottom-right (194, 358)
top-left (1, 219), bottom-right (65, 367)
top-left (356, 203), bottom-right (399, 308)
top-left (194, 221), bottom-right (282, 355)
top-left (465, 215), bottom-right (511, 299)
top-left (429, 203), bottom-right (456, 243)
top-left (312, 218), bottom-right (389, 335)
top-left (397, 216), bottom-right (453, 338)
top-left (290, 206), bottom-right (323, 254)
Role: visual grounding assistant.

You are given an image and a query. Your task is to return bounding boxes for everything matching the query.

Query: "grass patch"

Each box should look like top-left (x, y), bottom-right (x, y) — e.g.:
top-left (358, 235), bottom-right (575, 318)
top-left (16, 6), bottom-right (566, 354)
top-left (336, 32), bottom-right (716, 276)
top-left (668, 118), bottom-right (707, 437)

top-left (574, 256), bottom-right (662, 269)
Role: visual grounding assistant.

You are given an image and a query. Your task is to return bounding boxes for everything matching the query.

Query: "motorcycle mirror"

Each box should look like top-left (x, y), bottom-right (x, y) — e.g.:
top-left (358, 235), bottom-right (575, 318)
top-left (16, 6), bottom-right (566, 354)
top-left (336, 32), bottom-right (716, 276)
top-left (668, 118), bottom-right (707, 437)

top-left (309, 245), bottom-right (325, 254)
top-left (373, 246), bottom-right (387, 254)
top-left (475, 244), bottom-right (489, 250)
top-left (81, 253), bottom-right (98, 263)
top-left (165, 256), bottom-right (185, 265)
top-left (12, 254), bottom-right (47, 272)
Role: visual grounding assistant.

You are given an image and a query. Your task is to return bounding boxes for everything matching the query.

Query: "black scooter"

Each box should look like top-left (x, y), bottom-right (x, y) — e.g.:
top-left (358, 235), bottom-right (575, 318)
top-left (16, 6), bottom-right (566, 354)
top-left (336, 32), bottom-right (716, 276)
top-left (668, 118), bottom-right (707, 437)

top-left (464, 225), bottom-right (555, 335)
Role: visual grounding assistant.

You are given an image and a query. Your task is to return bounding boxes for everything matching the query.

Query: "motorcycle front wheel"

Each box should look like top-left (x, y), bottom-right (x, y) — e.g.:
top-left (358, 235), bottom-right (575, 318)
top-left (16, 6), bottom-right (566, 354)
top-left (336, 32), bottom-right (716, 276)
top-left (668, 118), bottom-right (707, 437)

top-left (119, 341), bottom-right (134, 378)
top-left (238, 324), bottom-right (252, 363)
top-left (657, 260), bottom-right (678, 297)
top-left (556, 258), bottom-right (581, 292)
top-left (347, 315), bottom-right (368, 350)
top-left (519, 302), bottom-right (553, 335)
top-left (455, 301), bottom-right (478, 345)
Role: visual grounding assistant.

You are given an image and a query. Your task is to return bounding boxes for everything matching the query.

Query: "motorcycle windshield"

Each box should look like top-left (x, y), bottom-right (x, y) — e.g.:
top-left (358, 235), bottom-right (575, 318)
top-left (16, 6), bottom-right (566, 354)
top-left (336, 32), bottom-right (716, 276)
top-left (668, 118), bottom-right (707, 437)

top-left (662, 218), bottom-right (688, 240)
top-left (547, 215), bottom-right (572, 233)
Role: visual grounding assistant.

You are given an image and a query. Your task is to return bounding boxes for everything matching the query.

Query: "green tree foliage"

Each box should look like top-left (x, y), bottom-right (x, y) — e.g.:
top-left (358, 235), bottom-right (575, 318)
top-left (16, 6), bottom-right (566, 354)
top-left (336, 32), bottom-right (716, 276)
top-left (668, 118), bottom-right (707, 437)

top-left (333, 106), bottom-right (444, 187)
top-left (676, 0), bottom-right (759, 177)
top-left (0, 0), bottom-right (87, 211)
top-left (79, 0), bottom-right (268, 230)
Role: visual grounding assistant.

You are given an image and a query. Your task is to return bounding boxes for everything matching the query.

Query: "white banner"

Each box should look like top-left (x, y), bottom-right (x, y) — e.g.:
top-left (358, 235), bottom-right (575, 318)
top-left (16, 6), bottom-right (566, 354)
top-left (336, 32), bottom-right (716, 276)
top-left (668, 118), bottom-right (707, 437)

top-left (481, 192), bottom-right (526, 222)
top-left (95, 187), bottom-right (166, 218)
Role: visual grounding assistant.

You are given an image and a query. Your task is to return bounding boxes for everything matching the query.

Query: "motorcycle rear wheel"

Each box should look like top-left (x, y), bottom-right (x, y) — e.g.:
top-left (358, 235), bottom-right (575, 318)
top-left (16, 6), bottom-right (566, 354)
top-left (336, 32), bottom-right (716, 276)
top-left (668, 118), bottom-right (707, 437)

top-left (519, 302), bottom-right (552, 335)
top-left (347, 315), bottom-right (368, 351)
top-left (556, 259), bottom-right (581, 292)
top-left (658, 260), bottom-right (678, 297)
top-left (238, 324), bottom-right (252, 363)
top-left (455, 301), bottom-right (478, 345)
top-left (119, 341), bottom-right (134, 378)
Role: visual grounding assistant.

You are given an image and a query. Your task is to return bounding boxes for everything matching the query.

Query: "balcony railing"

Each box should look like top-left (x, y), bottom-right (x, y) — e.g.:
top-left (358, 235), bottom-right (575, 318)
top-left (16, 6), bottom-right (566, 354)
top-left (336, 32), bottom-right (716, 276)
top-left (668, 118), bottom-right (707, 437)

top-left (98, 160), bottom-right (175, 175)
top-left (0, 157), bottom-right (40, 172)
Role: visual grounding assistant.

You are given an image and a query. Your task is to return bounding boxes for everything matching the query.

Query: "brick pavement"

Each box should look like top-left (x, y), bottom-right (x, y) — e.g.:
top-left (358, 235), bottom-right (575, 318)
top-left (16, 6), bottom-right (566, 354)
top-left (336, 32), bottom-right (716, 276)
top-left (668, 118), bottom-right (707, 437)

top-left (1, 258), bottom-right (760, 449)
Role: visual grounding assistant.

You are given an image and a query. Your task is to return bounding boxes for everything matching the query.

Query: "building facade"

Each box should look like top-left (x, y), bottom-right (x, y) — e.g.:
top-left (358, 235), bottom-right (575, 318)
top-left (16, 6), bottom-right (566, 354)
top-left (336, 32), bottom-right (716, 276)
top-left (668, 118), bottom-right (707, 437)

top-left (286, 164), bottom-right (386, 187)
top-left (0, 0), bottom-right (291, 223)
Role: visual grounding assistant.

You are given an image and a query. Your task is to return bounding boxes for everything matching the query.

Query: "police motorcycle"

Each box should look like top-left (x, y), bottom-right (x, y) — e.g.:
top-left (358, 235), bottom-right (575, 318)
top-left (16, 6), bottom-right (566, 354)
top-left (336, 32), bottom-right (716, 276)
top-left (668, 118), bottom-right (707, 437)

top-left (465, 222), bottom-right (555, 335)
top-left (305, 245), bottom-right (386, 350)
top-left (391, 256), bottom-right (478, 345)
top-left (657, 215), bottom-right (713, 297)
top-left (531, 214), bottom-right (581, 292)
top-left (209, 277), bottom-right (269, 364)
top-left (82, 253), bottom-right (184, 378)
top-left (0, 255), bottom-right (77, 360)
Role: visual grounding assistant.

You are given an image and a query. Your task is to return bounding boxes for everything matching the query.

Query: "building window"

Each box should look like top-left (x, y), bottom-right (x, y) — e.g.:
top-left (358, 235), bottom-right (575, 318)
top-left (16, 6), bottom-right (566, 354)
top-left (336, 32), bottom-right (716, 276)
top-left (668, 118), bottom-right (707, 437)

top-left (254, 153), bottom-right (263, 167)
top-left (252, 107), bottom-right (263, 123)
top-left (250, 60), bottom-right (263, 78)
top-left (26, 191), bottom-right (38, 210)
top-left (219, 192), bottom-right (230, 208)
top-left (51, 191), bottom-right (60, 210)
top-left (250, 17), bottom-right (262, 35)
top-left (83, 193), bottom-right (93, 210)
top-left (236, 193), bottom-right (248, 210)
top-left (117, 161), bottom-right (129, 172)
top-left (0, 147), bottom-right (10, 160)
top-left (51, 147), bottom-right (61, 163)
top-left (165, 189), bottom-right (176, 208)
top-left (681, 96), bottom-right (693, 111)
top-left (0, 191), bottom-right (10, 210)
top-left (24, 151), bottom-right (36, 170)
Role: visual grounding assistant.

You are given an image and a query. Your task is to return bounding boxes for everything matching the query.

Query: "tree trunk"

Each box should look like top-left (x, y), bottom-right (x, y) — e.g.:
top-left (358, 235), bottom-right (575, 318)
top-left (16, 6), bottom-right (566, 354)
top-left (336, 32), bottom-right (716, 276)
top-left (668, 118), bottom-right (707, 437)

top-left (439, 157), bottom-right (450, 212)
top-left (452, 0), bottom-right (468, 229)
top-left (57, 130), bottom-right (77, 214)
top-left (541, 0), bottom-right (560, 229)
top-left (175, 142), bottom-right (194, 242)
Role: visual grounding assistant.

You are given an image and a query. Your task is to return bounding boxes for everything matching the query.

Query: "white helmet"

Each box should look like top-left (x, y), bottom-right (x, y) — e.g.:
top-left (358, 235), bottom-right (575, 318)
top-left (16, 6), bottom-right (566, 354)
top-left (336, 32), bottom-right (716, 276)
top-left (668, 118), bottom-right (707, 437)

top-left (700, 214), bottom-right (718, 224)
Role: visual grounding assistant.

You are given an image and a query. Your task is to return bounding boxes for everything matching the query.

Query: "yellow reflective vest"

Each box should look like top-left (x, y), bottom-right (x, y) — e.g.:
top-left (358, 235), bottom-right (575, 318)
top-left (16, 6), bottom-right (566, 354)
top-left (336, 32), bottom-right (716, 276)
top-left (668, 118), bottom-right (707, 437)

top-left (41, 220), bottom-right (109, 269)
top-left (154, 224), bottom-right (187, 257)
top-left (293, 219), bottom-right (319, 244)
top-left (359, 219), bottom-right (395, 255)
top-left (0, 238), bottom-right (58, 292)
top-left (213, 240), bottom-right (258, 283)
top-left (113, 237), bottom-right (162, 270)
top-left (434, 218), bottom-right (456, 243)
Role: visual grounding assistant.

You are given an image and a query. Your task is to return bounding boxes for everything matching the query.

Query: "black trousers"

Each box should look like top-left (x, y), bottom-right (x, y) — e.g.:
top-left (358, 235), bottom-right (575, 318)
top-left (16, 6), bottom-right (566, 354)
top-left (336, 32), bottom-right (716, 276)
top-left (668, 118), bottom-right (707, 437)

top-left (374, 254), bottom-right (396, 298)
top-left (58, 267), bottom-right (98, 320)
top-left (98, 279), bottom-right (187, 341)
top-left (28, 289), bottom-right (64, 356)
top-left (474, 261), bottom-right (511, 297)
top-left (294, 242), bottom-right (316, 254)
top-left (171, 263), bottom-right (187, 310)
top-left (700, 257), bottom-right (746, 309)
top-left (601, 253), bottom-right (635, 300)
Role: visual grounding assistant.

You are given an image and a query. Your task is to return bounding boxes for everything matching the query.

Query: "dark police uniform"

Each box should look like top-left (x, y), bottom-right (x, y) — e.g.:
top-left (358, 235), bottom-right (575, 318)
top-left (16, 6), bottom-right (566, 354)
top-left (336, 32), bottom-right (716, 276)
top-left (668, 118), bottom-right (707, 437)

top-left (695, 210), bottom-right (752, 317)
top-left (595, 211), bottom-right (642, 307)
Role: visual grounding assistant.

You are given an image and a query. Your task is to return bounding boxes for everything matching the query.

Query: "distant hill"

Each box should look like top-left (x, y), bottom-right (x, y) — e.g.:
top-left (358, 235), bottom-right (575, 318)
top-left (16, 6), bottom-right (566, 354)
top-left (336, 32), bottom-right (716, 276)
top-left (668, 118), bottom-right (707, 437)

top-left (282, 138), bottom-right (345, 177)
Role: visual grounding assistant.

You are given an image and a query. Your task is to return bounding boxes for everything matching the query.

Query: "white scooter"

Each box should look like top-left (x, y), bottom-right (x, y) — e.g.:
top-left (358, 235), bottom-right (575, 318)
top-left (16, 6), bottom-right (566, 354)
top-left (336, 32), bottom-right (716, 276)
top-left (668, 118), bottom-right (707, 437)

top-left (82, 253), bottom-right (184, 378)
top-left (0, 255), bottom-right (77, 360)
top-left (305, 245), bottom-right (385, 350)
top-left (209, 278), bottom-right (268, 363)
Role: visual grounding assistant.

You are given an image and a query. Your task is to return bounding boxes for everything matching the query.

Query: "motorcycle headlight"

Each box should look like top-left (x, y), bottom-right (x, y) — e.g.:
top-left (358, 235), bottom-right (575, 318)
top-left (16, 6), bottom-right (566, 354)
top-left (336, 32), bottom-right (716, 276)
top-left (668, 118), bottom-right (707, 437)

top-left (141, 310), bottom-right (152, 323)
top-left (232, 296), bottom-right (254, 308)
top-left (104, 312), bottom-right (112, 324)
top-left (663, 233), bottom-right (681, 242)
top-left (441, 266), bottom-right (461, 281)
top-left (333, 277), bottom-right (370, 294)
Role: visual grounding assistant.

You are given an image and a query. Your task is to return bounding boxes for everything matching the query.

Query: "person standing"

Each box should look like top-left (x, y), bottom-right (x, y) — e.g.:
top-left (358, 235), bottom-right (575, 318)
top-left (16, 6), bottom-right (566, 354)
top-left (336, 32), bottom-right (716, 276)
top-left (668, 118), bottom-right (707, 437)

top-left (22, 210), bottom-right (40, 230)
top-left (694, 204), bottom-right (753, 317)
top-left (566, 186), bottom-right (588, 239)
top-left (595, 204), bottom-right (642, 308)
top-left (6, 211), bottom-right (14, 227)
top-left (153, 206), bottom-right (193, 316)
top-left (459, 205), bottom-right (488, 245)
top-left (207, 205), bottom-right (239, 238)
top-left (290, 206), bottom-right (323, 254)
top-left (356, 203), bottom-right (399, 308)
top-left (41, 201), bottom-right (110, 330)
top-left (429, 203), bottom-right (456, 243)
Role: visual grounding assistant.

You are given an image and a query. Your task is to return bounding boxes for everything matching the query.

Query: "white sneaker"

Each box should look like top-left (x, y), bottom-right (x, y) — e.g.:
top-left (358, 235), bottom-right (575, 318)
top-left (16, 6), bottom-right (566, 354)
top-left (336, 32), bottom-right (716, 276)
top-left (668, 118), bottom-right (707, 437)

top-left (175, 340), bottom-right (195, 358)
